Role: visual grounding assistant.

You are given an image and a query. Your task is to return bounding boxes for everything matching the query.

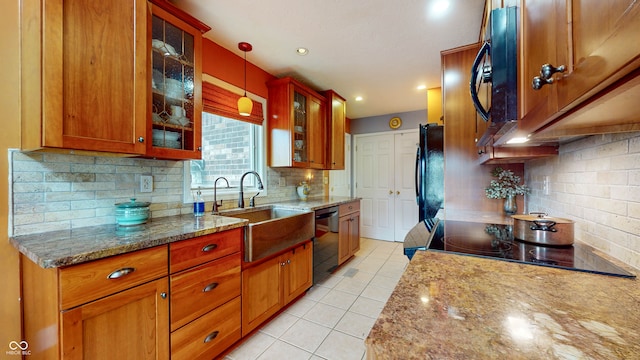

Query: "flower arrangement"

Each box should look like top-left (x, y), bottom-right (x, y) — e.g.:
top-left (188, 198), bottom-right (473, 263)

top-left (485, 167), bottom-right (530, 199)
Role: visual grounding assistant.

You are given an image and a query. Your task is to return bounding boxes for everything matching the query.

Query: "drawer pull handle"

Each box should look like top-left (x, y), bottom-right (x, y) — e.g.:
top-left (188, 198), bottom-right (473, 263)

top-left (107, 267), bottom-right (136, 279)
top-left (202, 282), bottom-right (219, 292)
top-left (202, 244), bottom-right (218, 252)
top-left (203, 331), bottom-right (219, 343)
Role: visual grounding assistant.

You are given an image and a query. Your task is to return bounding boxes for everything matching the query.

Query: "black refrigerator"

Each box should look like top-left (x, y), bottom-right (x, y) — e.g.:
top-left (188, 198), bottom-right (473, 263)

top-left (416, 123), bottom-right (444, 222)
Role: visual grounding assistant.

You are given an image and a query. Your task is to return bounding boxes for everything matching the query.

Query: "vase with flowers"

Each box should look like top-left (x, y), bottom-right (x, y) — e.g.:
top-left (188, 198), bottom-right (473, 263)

top-left (485, 167), bottom-right (530, 215)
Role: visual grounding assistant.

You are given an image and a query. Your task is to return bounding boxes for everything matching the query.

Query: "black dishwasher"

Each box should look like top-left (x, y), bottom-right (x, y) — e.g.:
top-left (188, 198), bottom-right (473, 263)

top-left (313, 206), bottom-right (339, 284)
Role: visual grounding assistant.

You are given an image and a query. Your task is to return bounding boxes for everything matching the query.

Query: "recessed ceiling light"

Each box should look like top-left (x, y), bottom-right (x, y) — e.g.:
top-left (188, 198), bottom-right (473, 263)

top-left (355, 96), bottom-right (363, 101)
top-left (296, 47), bottom-right (309, 56)
top-left (417, 85), bottom-right (427, 90)
top-left (432, 0), bottom-right (450, 14)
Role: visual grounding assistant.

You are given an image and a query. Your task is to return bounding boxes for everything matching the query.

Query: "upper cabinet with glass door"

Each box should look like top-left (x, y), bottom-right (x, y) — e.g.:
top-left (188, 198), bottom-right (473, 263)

top-left (267, 77), bottom-right (326, 168)
top-left (147, 1), bottom-right (210, 159)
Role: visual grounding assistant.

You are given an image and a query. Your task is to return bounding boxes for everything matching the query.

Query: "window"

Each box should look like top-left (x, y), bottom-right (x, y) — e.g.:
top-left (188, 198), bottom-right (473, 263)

top-left (183, 78), bottom-right (266, 203)
top-left (189, 112), bottom-right (264, 190)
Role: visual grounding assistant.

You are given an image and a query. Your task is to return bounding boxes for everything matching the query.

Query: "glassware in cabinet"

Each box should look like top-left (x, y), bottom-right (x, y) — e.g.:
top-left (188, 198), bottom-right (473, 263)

top-left (148, 2), bottom-right (207, 159)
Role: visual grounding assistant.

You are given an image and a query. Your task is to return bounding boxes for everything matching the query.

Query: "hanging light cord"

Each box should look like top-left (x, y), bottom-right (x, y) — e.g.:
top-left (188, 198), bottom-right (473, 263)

top-left (243, 51), bottom-right (248, 96)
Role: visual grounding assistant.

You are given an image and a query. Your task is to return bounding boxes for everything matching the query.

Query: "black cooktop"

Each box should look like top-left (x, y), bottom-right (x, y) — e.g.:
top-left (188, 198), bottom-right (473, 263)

top-left (419, 219), bottom-right (635, 278)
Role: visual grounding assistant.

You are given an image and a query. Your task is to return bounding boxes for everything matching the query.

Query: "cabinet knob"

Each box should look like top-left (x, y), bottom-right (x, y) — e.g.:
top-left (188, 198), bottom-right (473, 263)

top-left (138, 137), bottom-right (145, 143)
top-left (539, 63), bottom-right (566, 80)
top-left (389, 190), bottom-right (393, 195)
top-left (396, 191), bottom-right (400, 195)
top-left (160, 292), bottom-right (167, 299)
top-left (197, 146), bottom-right (202, 151)
top-left (532, 63), bottom-right (566, 90)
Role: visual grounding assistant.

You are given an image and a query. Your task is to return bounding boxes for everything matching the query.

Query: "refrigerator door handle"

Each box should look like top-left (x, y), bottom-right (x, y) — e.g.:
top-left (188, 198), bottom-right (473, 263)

top-left (415, 146), bottom-right (421, 205)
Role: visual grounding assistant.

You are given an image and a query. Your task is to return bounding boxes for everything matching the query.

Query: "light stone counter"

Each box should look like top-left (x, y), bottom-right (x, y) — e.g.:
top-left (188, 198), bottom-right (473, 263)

top-left (366, 250), bottom-right (640, 359)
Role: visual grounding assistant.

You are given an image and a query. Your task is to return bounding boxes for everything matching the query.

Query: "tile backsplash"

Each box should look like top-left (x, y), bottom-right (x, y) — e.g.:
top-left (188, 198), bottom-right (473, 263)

top-left (10, 151), bottom-right (322, 236)
top-left (525, 132), bottom-right (640, 269)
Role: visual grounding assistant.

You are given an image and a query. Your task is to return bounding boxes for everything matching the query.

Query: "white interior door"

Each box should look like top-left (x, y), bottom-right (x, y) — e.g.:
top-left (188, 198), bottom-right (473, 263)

top-left (393, 131), bottom-right (419, 242)
top-left (355, 133), bottom-right (394, 241)
top-left (329, 134), bottom-right (351, 197)
top-left (355, 130), bottom-right (418, 242)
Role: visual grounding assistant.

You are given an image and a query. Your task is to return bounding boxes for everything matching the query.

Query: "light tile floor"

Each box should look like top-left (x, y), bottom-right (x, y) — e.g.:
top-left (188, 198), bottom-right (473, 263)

top-left (225, 238), bottom-right (409, 360)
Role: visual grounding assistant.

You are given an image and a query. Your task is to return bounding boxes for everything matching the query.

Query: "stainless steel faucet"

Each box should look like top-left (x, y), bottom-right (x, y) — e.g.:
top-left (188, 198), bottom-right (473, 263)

top-left (238, 171), bottom-right (264, 208)
top-left (212, 176), bottom-right (230, 213)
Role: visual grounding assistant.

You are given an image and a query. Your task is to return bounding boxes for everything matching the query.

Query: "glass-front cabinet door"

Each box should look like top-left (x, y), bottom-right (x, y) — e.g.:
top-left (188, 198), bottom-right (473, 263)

top-left (293, 90), bottom-right (308, 165)
top-left (148, 3), bottom-right (204, 159)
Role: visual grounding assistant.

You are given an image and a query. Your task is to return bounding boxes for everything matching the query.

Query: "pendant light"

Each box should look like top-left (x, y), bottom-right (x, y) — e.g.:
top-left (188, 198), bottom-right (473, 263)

top-left (237, 42), bottom-right (253, 116)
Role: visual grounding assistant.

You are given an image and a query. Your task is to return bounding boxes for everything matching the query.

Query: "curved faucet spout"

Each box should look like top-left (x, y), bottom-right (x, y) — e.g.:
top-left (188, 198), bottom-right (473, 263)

top-left (212, 176), bottom-right (230, 213)
top-left (238, 171), bottom-right (264, 208)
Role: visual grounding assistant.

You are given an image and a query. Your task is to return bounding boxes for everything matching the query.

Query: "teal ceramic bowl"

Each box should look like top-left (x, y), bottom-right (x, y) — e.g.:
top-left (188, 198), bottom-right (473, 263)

top-left (115, 199), bottom-right (150, 226)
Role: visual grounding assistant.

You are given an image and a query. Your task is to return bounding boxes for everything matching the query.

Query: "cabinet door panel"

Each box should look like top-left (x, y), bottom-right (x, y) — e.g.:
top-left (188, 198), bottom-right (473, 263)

top-left (169, 228), bottom-right (241, 273)
top-left (170, 254), bottom-right (241, 331)
top-left (171, 297), bottom-right (241, 360)
top-left (350, 213), bottom-right (361, 255)
top-left (308, 96), bottom-right (326, 169)
top-left (60, 246), bottom-right (168, 309)
top-left (556, 0), bottom-right (640, 109)
top-left (241, 257), bottom-right (282, 336)
top-left (43, 0), bottom-right (147, 153)
top-left (338, 215), bottom-right (351, 265)
top-left (519, 0), bottom-right (566, 134)
top-left (283, 242), bottom-right (313, 304)
top-left (61, 278), bottom-right (169, 360)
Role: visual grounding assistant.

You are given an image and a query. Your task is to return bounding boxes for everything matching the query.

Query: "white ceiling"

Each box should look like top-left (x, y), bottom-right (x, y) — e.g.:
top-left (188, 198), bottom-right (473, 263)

top-left (173, 0), bottom-right (485, 119)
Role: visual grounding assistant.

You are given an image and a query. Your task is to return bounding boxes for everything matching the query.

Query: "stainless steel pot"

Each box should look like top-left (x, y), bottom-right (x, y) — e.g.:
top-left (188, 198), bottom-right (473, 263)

top-left (512, 212), bottom-right (574, 246)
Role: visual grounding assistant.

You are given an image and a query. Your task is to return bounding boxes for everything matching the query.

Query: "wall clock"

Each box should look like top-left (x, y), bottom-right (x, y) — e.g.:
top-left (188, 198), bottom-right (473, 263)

top-left (389, 116), bottom-right (402, 129)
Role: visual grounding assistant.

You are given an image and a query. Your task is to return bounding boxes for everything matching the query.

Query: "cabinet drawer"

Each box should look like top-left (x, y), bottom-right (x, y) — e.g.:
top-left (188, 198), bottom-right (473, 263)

top-left (59, 246), bottom-right (168, 310)
top-left (170, 253), bottom-right (241, 331)
top-left (339, 201), bottom-right (360, 216)
top-left (170, 228), bottom-right (242, 273)
top-left (171, 297), bottom-right (241, 360)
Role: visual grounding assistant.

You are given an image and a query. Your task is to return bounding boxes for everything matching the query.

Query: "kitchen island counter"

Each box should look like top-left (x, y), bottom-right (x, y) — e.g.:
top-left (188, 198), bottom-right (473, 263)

top-left (366, 250), bottom-right (640, 359)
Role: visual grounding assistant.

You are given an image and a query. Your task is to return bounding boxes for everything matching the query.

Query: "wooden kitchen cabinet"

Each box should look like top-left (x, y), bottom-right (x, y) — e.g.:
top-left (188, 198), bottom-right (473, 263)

top-left (20, 0), bottom-right (209, 158)
top-left (267, 77), bottom-right (327, 168)
top-left (22, 246), bottom-right (170, 359)
top-left (520, 0), bottom-right (640, 138)
top-left (21, 0), bottom-right (148, 154)
top-left (322, 90), bottom-right (347, 170)
top-left (169, 228), bottom-right (242, 359)
top-left (147, 1), bottom-right (208, 159)
top-left (338, 200), bottom-right (360, 265)
top-left (241, 241), bottom-right (313, 336)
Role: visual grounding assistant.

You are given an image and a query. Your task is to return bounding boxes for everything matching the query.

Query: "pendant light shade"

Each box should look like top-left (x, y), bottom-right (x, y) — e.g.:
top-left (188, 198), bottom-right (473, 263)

top-left (238, 96), bottom-right (253, 116)
top-left (238, 42), bottom-right (253, 116)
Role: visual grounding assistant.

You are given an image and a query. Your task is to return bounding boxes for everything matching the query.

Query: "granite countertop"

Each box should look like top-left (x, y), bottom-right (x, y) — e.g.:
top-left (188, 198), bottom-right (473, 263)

top-left (366, 250), bottom-right (640, 359)
top-left (269, 196), bottom-right (359, 211)
top-left (10, 196), bottom-right (360, 269)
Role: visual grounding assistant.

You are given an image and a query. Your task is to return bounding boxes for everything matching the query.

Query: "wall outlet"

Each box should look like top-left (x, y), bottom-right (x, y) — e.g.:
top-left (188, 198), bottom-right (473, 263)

top-left (140, 175), bottom-right (153, 193)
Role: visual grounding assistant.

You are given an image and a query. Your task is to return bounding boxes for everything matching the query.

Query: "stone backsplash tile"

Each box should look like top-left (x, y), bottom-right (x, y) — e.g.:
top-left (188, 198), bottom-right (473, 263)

top-left (526, 131), bottom-right (640, 270)
top-left (10, 151), bottom-right (324, 236)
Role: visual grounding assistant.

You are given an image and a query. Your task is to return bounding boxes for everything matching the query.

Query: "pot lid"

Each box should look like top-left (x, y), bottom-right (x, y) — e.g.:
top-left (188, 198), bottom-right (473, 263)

top-left (512, 213), bottom-right (574, 224)
top-left (116, 198), bottom-right (151, 208)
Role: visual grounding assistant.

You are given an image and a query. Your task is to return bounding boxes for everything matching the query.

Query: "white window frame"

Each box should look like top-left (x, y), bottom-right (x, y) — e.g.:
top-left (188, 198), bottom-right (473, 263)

top-left (182, 75), bottom-right (267, 204)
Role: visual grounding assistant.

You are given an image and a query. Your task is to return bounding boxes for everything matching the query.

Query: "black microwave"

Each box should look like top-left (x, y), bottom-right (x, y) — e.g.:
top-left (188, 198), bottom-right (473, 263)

top-left (470, 7), bottom-right (518, 146)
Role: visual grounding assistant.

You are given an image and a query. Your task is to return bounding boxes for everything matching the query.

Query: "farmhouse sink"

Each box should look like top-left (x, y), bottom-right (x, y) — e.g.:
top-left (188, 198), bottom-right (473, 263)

top-left (220, 206), bottom-right (314, 262)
